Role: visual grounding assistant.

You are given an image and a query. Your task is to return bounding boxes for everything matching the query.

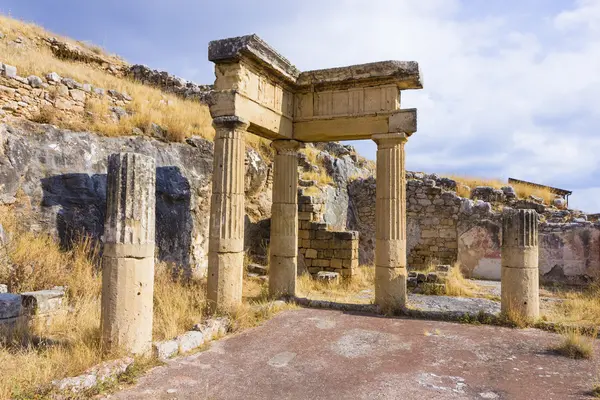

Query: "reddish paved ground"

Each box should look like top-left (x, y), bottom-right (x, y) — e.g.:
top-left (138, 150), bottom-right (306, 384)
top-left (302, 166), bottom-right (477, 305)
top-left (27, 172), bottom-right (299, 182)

top-left (109, 309), bottom-right (600, 400)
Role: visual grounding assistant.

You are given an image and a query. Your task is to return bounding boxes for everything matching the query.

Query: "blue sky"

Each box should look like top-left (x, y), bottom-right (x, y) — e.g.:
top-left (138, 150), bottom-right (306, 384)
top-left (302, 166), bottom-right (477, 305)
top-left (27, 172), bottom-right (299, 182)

top-left (2, 0), bottom-right (600, 212)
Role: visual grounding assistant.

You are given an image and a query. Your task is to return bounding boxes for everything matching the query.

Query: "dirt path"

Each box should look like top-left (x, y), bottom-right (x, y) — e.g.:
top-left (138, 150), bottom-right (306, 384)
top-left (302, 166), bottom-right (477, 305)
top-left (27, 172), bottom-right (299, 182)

top-left (108, 308), bottom-right (600, 400)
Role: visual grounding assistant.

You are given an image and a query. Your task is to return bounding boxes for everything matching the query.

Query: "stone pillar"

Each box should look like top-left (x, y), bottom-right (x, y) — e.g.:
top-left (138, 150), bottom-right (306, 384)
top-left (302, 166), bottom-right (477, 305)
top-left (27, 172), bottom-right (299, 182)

top-left (501, 208), bottom-right (539, 320)
top-left (207, 116), bottom-right (248, 312)
top-left (269, 140), bottom-right (303, 298)
top-left (101, 152), bottom-right (156, 355)
top-left (372, 133), bottom-right (408, 311)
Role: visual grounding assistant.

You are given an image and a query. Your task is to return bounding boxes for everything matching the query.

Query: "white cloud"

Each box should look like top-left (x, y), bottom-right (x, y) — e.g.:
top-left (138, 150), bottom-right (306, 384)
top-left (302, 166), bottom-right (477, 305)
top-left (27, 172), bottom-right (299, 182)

top-left (258, 0), bottom-right (600, 212)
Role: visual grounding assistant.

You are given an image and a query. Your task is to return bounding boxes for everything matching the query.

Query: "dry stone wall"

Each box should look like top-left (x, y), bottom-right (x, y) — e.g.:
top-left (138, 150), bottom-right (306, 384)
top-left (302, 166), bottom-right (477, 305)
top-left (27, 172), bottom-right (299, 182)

top-left (348, 172), bottom-right (600, 285)
top-left (298, 185), bottom-right (359, 277)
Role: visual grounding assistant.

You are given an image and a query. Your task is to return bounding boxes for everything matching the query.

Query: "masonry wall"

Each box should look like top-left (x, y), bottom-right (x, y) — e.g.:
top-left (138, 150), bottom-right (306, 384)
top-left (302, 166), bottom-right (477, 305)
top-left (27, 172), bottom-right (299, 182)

top-left (348, 172), bottom-right (600, 284)
top-left (297, 186), bottom-right (359, 277)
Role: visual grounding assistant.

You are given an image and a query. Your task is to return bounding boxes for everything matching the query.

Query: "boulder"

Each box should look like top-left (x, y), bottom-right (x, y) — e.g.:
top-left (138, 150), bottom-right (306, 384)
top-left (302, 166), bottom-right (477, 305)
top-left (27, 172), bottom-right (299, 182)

top-left (501, 185), bottom-right (517, 200)
top-left (27, 75), bottom-right (43, 88)
top-left (46, 72), bottom-right (61, 83)
top-left (0, 293), bottom-right (22, 319)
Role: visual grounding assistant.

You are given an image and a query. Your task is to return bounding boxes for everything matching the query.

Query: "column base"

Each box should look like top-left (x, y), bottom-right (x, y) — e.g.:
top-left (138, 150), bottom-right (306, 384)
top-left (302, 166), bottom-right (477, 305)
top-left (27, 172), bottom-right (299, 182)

top-left (101, 256), bottom-right (154, 355)
top-left (501, 267), bottom-right (539, 320)
top-left (269, 255), bottom-right (297, 298)
top-left (375, 266), bottom-right (407, 312)
top-left (207, 251), bottom-right (244, 313)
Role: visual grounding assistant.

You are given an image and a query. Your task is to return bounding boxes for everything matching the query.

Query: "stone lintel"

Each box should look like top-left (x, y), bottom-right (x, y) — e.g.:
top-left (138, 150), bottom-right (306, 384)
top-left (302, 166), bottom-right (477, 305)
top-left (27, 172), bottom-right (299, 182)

top-left (297, 60), bottom-right (422, 91)
top-left (210, 92), bottom-right (293, 139)
top-left (294, 109), bottom-right (416, 142)
top-left (208, 34), bottom-right (300, 84)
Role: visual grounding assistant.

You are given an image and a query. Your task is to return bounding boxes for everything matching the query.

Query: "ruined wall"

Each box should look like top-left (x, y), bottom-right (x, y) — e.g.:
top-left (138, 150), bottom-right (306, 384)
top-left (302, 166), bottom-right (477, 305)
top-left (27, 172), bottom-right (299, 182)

top-left (347, 172), bottom-right (600, 284)
top-left (297, 185), bottom-right (359, 277)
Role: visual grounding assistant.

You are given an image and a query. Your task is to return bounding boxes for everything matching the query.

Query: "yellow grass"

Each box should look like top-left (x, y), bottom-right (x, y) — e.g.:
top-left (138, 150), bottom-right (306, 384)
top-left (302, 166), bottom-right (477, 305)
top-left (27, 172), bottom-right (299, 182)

top-left (0, 14), bottom-right (214, 142)
top-left (444, 264), bottom-right (478, 297)
top-left (552, 327), bottom-right (596, 359)
top-left (0, 205), bottom-right (294, 398)
top-left (297, 265), bottom-right (375, 304)
top-left (546, 284), bottom-right (600, 327)
top-left (447, 174), bottom-right (557, 205)
top-left (301, 170), bottom-right (334, 185)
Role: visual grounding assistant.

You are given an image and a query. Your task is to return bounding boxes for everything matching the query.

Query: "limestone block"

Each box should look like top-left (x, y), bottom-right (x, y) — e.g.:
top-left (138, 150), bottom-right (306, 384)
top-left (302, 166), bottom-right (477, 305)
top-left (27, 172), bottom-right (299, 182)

top-left (207, 251), bottom-right (244, 311)
top-left (305, 249), bottom-right (317, 259)
top-left (70, 89), bottom-right (86, 102)
top-left (21, 288), bottom-right (64, 315)
top-left (0, 293), bottom-right (22, 319)
top-left (375, 266), bottom-right (407, 309)
top-left (177, 331), bottom-right (205, 354)
top-left (2, 64), bottom-right (17, 78)
top-left (269, 255), bottom-right (297, 297)
top-left (153, 340), bottom-right (178, 360)
top-left (101, 256), bottom-right (154, 355)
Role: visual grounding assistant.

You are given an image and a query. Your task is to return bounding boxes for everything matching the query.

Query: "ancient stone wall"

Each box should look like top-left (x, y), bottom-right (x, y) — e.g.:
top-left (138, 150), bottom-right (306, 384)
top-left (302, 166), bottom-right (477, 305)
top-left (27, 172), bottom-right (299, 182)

top-left (348, 172), bottom-right (600, 284)
top-left (0, 62), bottom-right (132, 125)
top-left (128, 65), bottom-right (213, 103)
top-left (297, 186), bottom-right (359, 277)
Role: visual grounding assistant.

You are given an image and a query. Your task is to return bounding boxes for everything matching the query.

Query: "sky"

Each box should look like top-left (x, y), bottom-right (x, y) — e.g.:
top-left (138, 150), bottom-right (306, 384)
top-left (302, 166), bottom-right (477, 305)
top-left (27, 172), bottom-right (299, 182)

top-left (2, 0), bottom-right (599, 212)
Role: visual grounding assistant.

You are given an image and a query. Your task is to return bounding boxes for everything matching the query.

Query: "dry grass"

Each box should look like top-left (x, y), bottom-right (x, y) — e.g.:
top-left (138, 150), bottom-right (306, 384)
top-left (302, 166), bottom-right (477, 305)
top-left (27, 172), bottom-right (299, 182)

top-left (297, 265), bottom-right (375, 304)
top-left (447, 174), bottom-right (557, 204)
top-left (301, 170), bottom-right (334, 185)
top-left (500, 297), bottom-right (532, 328)
top-left (152, 263), bottom-right (206, 341)
top-left (552, 327), bottom-right (596, 359)
top-left (0, 205), bottom-right (292, 398)
top-left (0, 14), bottom-right (214, 142)
top-left (444, 264), bottom-right (478, 297)
top-left (546, 284), bottom-right (600, 327)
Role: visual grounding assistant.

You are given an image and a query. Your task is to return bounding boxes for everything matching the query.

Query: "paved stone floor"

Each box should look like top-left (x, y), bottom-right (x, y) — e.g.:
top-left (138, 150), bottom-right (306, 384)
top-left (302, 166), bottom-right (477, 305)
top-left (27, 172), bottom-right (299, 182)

top-left (108, 308), bottom-right (600, 400)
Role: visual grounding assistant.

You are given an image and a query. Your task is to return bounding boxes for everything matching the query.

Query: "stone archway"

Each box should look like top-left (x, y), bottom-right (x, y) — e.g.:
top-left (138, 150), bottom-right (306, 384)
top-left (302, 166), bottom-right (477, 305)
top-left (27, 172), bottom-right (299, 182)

top-left (205, 34), bottom-right (422, 312)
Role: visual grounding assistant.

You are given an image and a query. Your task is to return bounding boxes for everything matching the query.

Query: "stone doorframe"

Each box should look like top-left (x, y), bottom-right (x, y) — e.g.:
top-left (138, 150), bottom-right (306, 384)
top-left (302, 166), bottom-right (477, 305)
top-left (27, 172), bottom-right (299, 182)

top-left (206, 34), bottom-right (422, 312)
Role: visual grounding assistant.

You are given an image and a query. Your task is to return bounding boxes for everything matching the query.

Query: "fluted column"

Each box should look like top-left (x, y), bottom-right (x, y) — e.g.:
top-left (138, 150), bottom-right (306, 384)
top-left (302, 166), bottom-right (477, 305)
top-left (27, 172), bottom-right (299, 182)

top-left (372, 133), bottom-right (408, 311)
top-left (269, 140), bottom-right (303, 297)
top-left (501, 208), bottom-right (540, 320)
top-left (101, 152), bottom-right (156, 355)
top-left (207, 116), bottom-right (249, 312)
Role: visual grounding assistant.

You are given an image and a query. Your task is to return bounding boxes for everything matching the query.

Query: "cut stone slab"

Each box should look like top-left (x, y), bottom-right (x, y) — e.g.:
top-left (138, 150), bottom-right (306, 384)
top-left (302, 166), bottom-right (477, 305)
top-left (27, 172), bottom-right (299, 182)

top-left (247, 264), bottom-right (268, 275)
top-left (153, 340), bottom-right (178, 361)
top-left (0, 293), bottom-right (22, 319)
top-left (407, 294), bottom-right (500, 318)
top-left (177, 331), bottom-right (205, 354)
top-left (21, 288), bottom-right (65, 314)
top-left (316, 271), bottom-right (339, 283)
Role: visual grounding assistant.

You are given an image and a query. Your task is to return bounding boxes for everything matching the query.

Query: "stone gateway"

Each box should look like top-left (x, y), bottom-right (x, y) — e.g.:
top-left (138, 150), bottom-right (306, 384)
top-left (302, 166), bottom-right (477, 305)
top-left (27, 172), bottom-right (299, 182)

top-left (206, 34), bottom-right (422, 311)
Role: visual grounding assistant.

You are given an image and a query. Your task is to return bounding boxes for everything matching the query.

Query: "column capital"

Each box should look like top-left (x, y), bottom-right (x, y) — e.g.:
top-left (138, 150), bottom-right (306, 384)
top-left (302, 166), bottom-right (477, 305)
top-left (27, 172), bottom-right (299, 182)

top-left (271, 139), bottom-right (304, 155)
top-left (372, 132), bottom-right (408, 148)
top-left (212, 115), bottom-right (250, 130)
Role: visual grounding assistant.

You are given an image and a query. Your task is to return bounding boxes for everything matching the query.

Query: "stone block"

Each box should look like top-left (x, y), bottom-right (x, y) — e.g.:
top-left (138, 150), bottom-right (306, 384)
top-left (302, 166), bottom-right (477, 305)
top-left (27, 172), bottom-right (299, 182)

top-left (70, 89), bottom-right (87, 102)
top-left (247, 264), bottom-right (268, 275)
top-left (21, 288), bottom-right (65, 315)
top-left (426, 273), bottom-right (439, 283)
top-left (316, 271), bottom-right (339, 283)
top-left (318, 249), bottom-right (333, 258)
top-left (298, 211), bottom-right (312, 221)
top-left (311, 240), bottom-right (330, 249)
top-left (313, 259), bottom-right (330, 268)
top-left (153, 340), bottom-right (178, 360)
top-left (416, 273), bottom-right (427, 283)
top-left (305, 249), bottom-right (318, 259)
top-left (2, 64), bottom-right (17, 78)
top-left (298, 229), bottom-right (310, 239)
top-left (310, 222), bottom-right (328, 231)
top-left (0, 284), bottom-right (7, 294)
top-left (315, 230), bottom-right (333, 240)
top-left (27, 75), bottom-right (43, 88)
top-left (177, 331), bottom-right (205, 354)
top-left (331, 259), bottom-right (343, 269)
top-left (302, 239), bottom-right (311, 248)
top-left (334, 249), bottom-right (352, 259)
top-left (0, 293), bottom-right (22, 319)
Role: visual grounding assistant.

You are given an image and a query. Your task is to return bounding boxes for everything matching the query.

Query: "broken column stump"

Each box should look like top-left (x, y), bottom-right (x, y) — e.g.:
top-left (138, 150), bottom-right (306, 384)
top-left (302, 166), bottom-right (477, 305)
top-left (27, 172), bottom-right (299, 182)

top-left (501, 208), bottom-right (540, 321)
top-left (101, 152), bottom-right (156, 355)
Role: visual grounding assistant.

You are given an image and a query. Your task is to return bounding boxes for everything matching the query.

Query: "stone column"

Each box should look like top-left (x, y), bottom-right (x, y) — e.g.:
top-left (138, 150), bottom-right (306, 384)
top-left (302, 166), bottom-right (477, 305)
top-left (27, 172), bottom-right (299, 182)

top-left (269, 140), bottom-right (303, 298)
top-left (501, 208), bottom-right (539, 320)
top-left (101, 152), bottom-right (156, 355)
top-left (207, 116), bottom-right (248, 312)
top-left (372, 133), bottom-right (408, 311)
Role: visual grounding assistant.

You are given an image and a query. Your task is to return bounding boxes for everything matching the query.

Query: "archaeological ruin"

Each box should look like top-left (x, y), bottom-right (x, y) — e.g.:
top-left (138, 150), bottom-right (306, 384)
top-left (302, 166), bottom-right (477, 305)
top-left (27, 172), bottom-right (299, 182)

top-left (206, 34), bottom-right (421, 311)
